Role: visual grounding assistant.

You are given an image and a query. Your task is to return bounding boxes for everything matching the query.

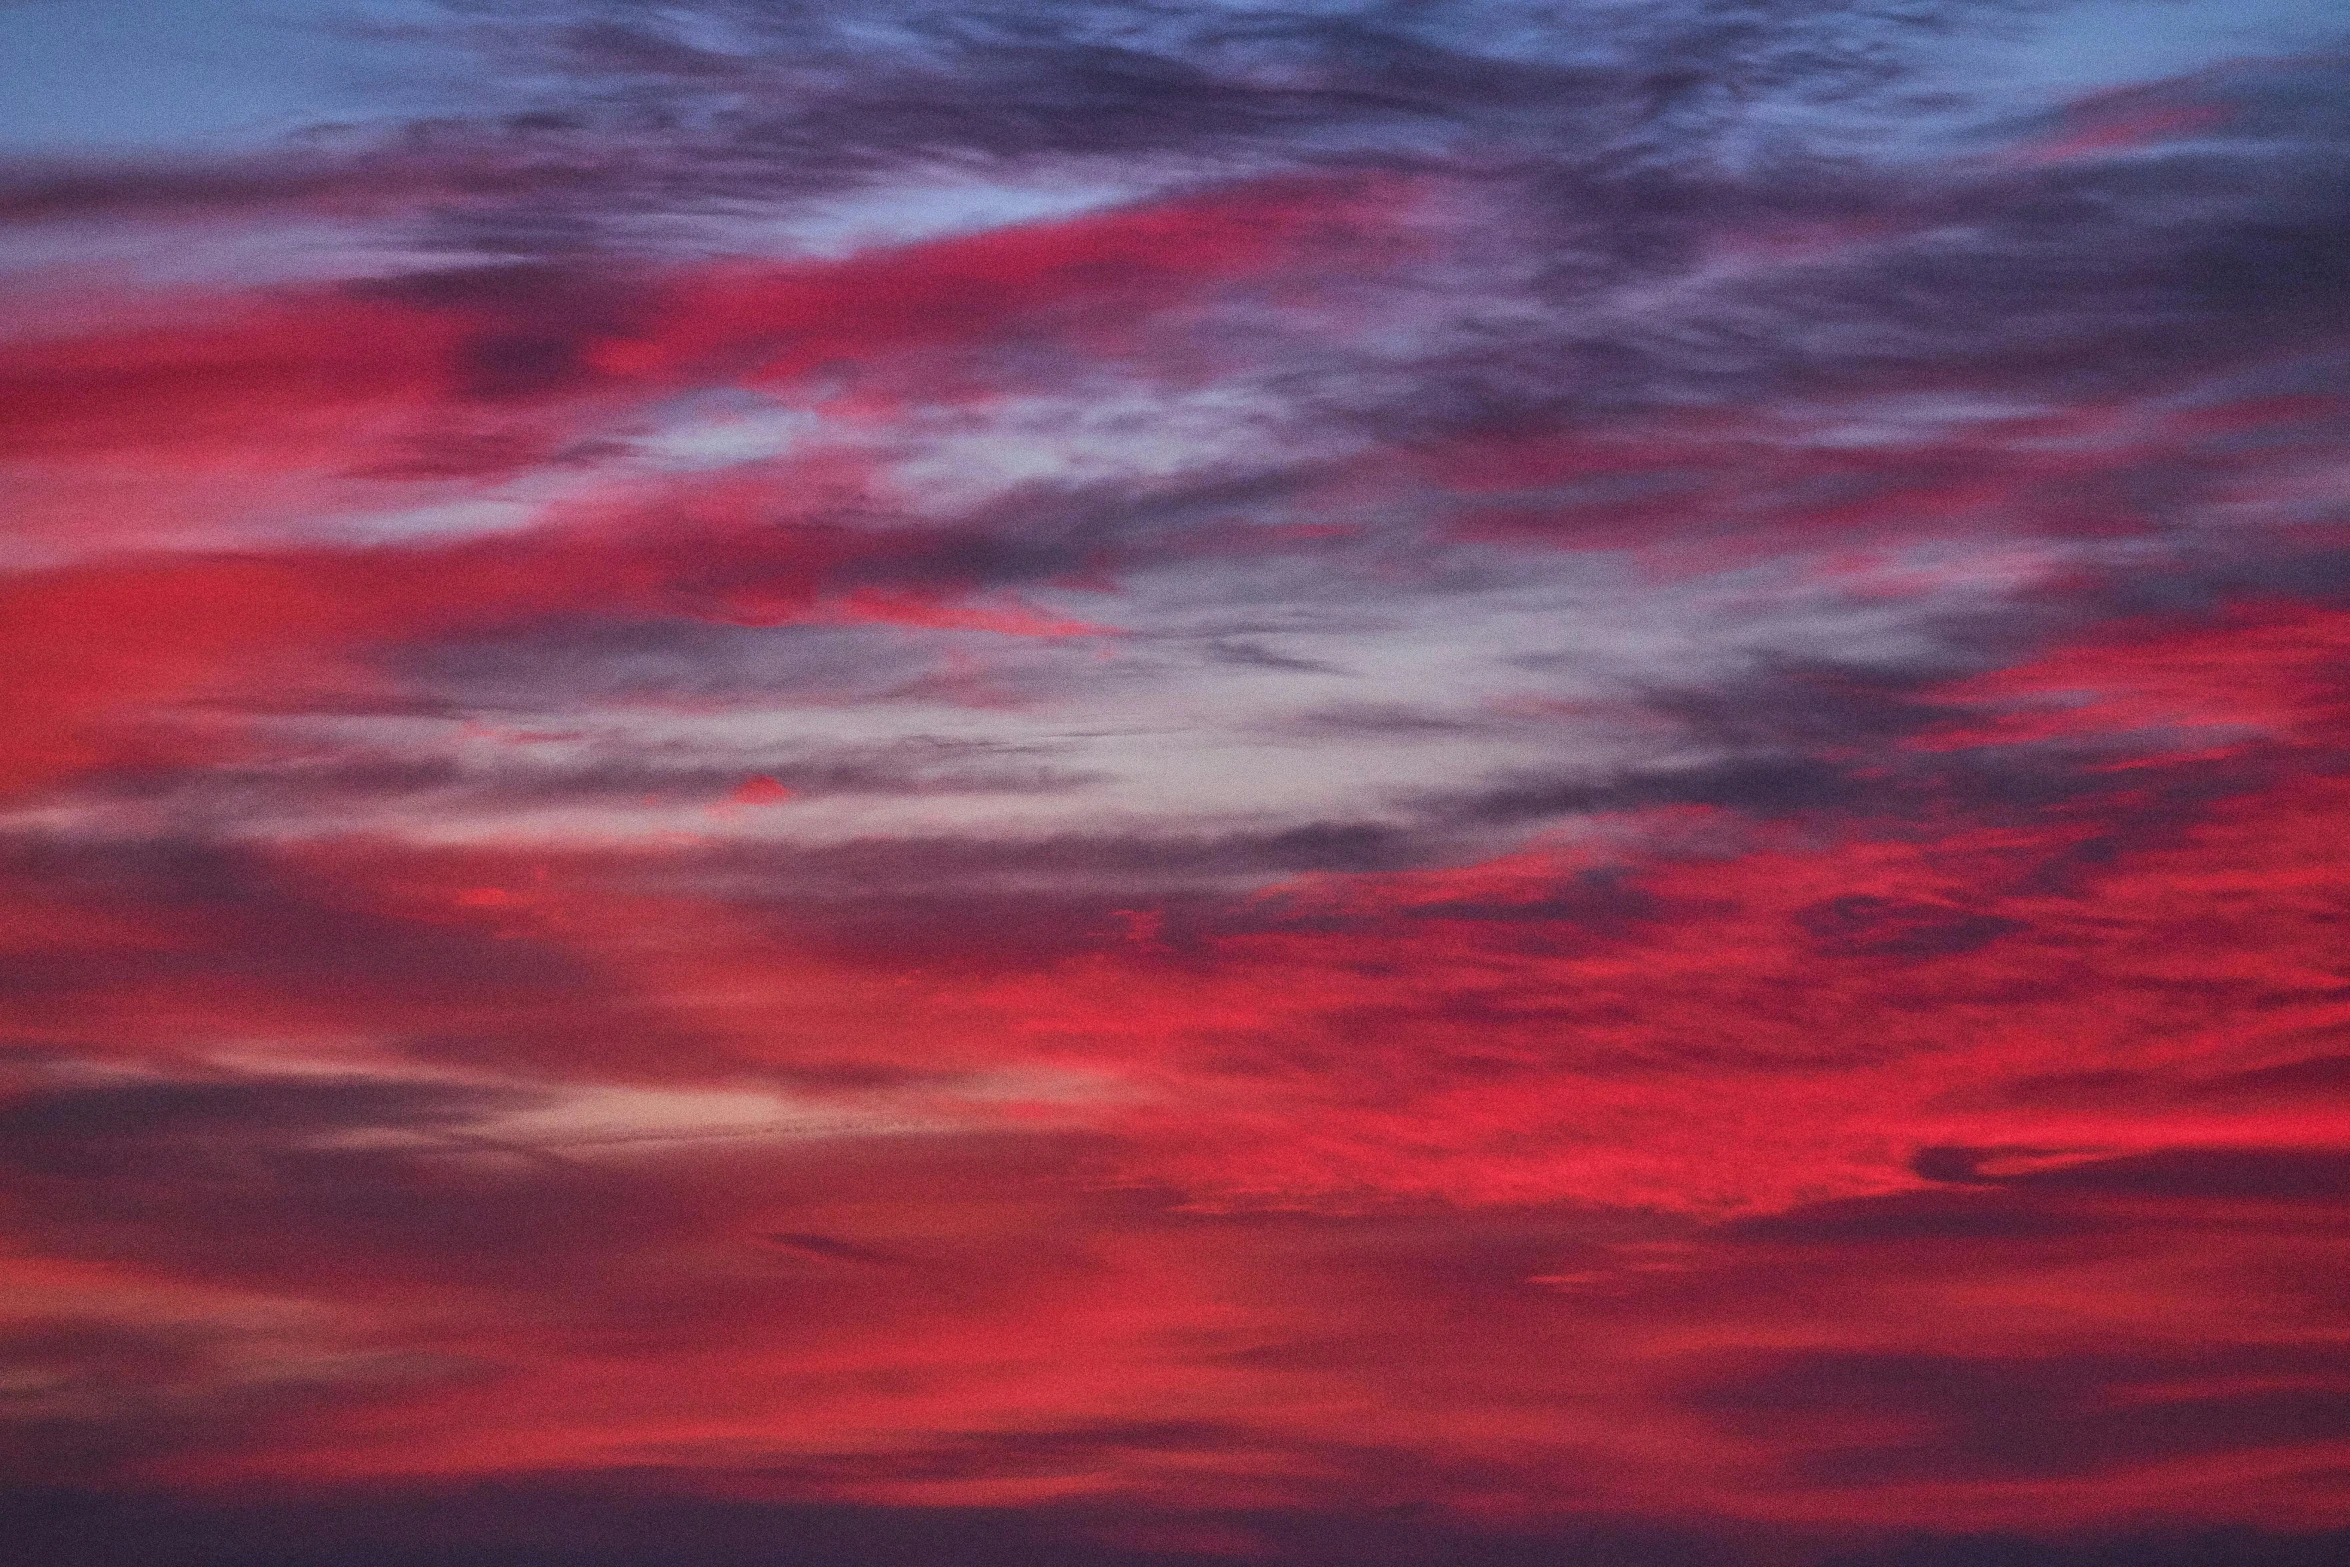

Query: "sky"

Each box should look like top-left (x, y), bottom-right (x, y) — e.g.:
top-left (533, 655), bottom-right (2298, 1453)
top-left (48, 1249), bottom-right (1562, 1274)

top-left (2, 2), bottom-right (2348, 1564)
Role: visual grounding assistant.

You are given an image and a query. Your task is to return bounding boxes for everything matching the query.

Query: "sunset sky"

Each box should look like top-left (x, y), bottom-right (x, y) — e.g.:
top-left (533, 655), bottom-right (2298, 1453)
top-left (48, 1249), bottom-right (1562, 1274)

top-left (4, 3), bottom-right (2349, 1564)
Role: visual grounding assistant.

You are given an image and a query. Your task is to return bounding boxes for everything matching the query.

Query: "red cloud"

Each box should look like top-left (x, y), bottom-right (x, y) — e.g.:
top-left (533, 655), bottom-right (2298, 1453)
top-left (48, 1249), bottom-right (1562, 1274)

top-left (5, 32), bottom-right (2348, 1550)
top-left (583, 174), bottom-right (1429, 393)
top-left (0, 469), bottom-right (1120, 799)
top-left (726, 775), bottom-right (796, 806)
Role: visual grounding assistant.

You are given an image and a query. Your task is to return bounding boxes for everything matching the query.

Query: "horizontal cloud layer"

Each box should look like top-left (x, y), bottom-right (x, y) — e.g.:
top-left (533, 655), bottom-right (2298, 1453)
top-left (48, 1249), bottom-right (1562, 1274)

top-left (4, 2), bottom-right (2348, 1564)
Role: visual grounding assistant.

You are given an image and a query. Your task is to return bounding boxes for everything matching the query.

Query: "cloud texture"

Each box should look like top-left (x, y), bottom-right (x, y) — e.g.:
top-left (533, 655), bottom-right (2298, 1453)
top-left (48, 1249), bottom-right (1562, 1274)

top-left (3, 1), bottom-right (2348, 1562)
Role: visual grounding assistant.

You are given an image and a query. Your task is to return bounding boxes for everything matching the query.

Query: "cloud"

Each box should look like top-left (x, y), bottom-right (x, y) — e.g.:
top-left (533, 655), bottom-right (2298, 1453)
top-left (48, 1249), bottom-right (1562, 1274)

top-left (1913, 1146), bottom-right (2350, 1204)
top-left (1698, 1343), bottom-right (2350, 1485)
top-left (6, 0), bottom-right (2350, 1556)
